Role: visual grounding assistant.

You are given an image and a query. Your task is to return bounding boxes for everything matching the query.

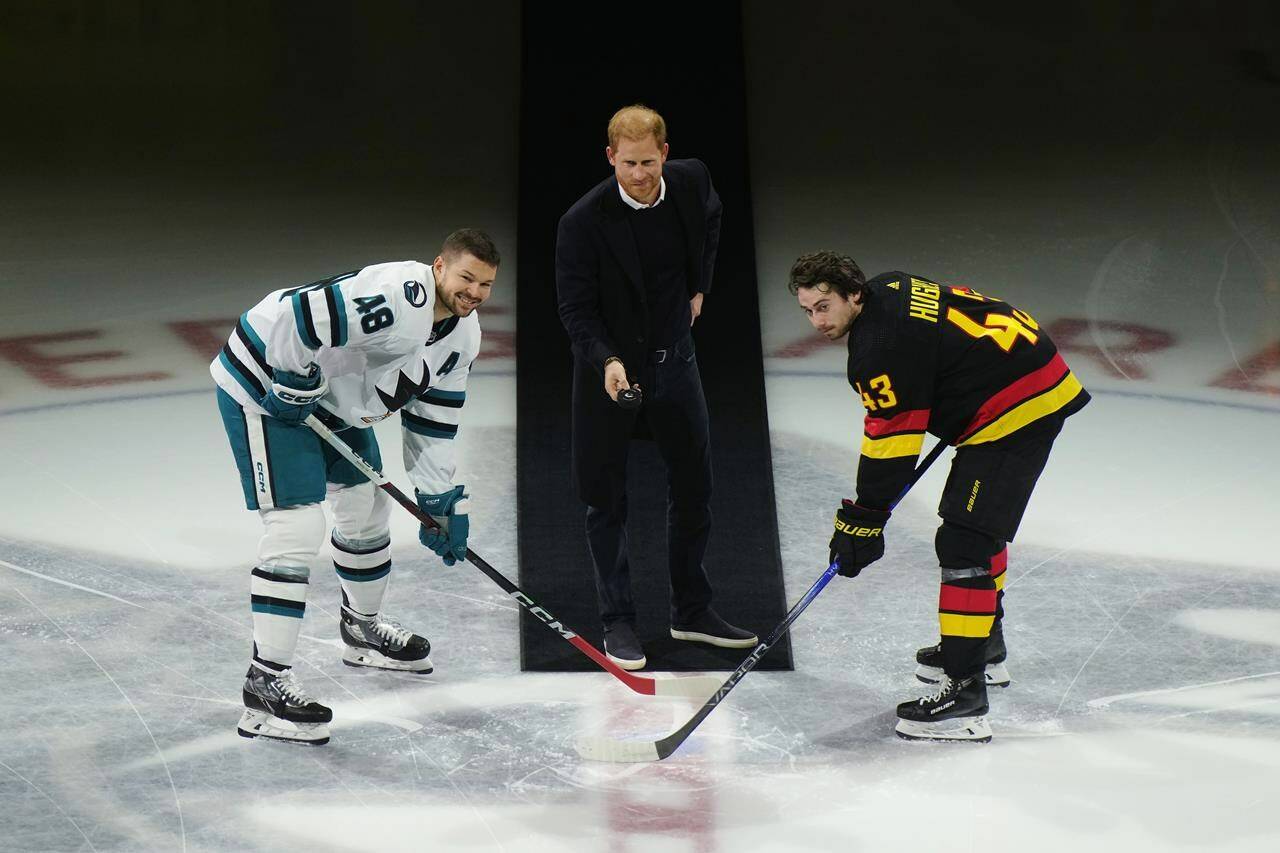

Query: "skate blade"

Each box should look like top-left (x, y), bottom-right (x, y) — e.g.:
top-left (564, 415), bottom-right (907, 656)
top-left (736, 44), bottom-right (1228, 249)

top-left (237, 709), bottom-right (330, 745)
top-left (342, 646), bottom-right (434, 673)
top-left (895, 715), bottom-right (992, 743)
top-left (915, 664), bottom-right (1011, 689)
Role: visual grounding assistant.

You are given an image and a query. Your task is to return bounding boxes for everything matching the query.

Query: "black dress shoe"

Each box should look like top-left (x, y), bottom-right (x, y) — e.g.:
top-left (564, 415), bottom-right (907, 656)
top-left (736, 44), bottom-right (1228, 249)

top-left (604, 622), bottom-right (646, 670)
top-left (670, 609), bottom-right (757, 648)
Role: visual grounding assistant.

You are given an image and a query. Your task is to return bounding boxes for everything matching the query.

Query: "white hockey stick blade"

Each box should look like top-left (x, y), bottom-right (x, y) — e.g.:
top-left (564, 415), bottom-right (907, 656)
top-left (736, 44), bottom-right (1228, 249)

top-left (652, 675), bottom-right (722, 699)
top-left (574, 735), bottom-right (662, 763)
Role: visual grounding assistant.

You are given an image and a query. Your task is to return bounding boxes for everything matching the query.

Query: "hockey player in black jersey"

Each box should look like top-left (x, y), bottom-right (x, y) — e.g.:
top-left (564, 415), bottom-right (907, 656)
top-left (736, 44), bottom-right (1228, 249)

top-left (790, 251), bottom-right (1089, 743)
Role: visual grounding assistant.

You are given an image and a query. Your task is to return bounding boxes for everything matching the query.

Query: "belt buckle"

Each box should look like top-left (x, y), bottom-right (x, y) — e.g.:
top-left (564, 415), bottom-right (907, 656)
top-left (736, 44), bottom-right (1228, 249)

top-left (653, 348), bottom-right (667, 364)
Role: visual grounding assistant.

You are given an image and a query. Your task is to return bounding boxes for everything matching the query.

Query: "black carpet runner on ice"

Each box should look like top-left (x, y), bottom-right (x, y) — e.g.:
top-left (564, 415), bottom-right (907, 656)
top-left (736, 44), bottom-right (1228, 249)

top-left (515, 3), bottom-right (792, 672)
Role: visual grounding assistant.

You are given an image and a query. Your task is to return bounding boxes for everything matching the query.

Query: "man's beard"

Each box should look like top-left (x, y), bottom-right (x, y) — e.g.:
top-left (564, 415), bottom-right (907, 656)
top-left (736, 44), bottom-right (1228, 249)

top-left (439, 289), bottom-right (473, 317)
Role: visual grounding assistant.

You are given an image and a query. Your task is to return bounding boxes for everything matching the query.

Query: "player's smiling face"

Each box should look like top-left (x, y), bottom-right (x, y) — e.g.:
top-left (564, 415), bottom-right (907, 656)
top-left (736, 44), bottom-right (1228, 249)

top-left (797, 284), bottom-right (863, 340)
top-left (607, 135), bottom-right (668, 206)
top-left (433, 252), bottom-right (497, 318)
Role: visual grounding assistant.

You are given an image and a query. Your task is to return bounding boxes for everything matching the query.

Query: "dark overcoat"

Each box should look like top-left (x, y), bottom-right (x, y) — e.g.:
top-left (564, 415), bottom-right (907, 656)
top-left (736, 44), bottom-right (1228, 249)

top-left (555, 158), bottom-right (722, 505)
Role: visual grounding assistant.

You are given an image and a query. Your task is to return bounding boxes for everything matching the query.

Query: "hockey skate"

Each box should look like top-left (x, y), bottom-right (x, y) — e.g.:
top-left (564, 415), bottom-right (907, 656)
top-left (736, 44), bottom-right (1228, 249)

top-left (340, 605), bottom-right (433, 673)
top-left (915, 629), bottom-right (1011, 688)
top-left (895, 674), bottom-right (991, 743)
top-left (238, 666), bottom-right (332, 745)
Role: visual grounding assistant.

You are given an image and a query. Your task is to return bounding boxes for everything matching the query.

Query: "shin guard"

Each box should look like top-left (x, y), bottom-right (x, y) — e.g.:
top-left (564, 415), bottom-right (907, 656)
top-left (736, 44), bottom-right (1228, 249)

top-left (935, 522), bottom-right (1000, 679)
top-left (331, 533), bottom-right (392, 616)
top-left (250, 565), bottom-right (309, 671)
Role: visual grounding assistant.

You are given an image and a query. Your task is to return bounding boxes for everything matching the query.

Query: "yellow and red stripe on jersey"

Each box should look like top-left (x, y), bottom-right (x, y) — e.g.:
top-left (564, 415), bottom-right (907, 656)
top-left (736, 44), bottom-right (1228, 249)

top-left (957, 353), bottom-right (1085, 446)
top-left (938, 583), bottom-right (997, 638)
top-left (860, 408), bottom-right (929, 459)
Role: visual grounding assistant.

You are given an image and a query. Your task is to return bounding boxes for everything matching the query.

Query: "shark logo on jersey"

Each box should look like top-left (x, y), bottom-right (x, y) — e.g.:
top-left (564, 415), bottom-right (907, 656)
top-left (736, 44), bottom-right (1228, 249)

top-left (404, 280), bottom-right (428, 308)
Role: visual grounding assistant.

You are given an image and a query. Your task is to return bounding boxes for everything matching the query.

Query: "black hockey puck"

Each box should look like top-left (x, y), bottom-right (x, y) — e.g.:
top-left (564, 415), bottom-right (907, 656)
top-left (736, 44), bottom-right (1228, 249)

top-left (617, 386), bottom-right (642, 410)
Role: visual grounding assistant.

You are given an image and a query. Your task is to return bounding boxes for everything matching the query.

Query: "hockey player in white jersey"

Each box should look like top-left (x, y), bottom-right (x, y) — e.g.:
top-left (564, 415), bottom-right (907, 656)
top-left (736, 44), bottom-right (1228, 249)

top-left (211, 228), bottom-right (498, 745)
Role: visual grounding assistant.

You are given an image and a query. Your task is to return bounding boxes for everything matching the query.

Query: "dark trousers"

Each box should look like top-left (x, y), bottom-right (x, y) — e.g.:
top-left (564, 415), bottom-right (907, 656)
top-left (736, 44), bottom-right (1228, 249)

top-left (585, 338), bottom-right (714, 627)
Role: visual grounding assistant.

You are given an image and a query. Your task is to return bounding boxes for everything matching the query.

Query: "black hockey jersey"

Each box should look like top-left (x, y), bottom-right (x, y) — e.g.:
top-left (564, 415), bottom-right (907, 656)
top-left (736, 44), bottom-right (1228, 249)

top-left (848, 272), bottom-right (1089, 510)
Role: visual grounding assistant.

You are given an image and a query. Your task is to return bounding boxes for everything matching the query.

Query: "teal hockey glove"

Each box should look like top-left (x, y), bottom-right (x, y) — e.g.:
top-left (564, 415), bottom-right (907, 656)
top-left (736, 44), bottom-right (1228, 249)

top-left (261, 365), bottom-right (326, 425)
top-left (416, 485), bottom-right (470, 566)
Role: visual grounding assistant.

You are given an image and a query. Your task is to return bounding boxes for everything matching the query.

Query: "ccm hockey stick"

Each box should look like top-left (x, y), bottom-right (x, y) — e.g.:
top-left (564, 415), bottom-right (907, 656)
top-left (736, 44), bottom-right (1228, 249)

top-left (305, 414), bottom-right (721, 699)
top-left (575, 439), bottom-right (950, 762)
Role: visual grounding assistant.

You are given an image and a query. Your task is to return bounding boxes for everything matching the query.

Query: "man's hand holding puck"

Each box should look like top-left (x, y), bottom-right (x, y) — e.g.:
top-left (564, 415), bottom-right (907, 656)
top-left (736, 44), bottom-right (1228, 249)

top-left (604, 357), bottom-right (641, 406)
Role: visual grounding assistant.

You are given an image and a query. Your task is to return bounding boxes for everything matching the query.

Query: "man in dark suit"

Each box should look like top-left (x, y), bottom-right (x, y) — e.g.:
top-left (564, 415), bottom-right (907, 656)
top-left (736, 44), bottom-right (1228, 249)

top-left (556, 104), bottom-right (757, 670)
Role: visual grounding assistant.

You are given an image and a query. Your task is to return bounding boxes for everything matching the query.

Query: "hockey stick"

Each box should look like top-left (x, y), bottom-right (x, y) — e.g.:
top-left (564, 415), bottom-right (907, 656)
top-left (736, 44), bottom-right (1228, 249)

top-left (304, 414), bottom-right (722, 699)
top-left (575, 439), bottom-right (950, 762)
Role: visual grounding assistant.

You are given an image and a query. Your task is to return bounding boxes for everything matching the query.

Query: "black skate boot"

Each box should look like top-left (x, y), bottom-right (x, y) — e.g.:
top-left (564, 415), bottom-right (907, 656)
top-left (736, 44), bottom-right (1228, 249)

top-left (915, 629), bottom-right (1010, 688)
top-left (238, 665), bottom-right (332, 745)
top-left (895, 674), bottom-right (991, 743)
top-left (340, 605), bottom-right (433, 673)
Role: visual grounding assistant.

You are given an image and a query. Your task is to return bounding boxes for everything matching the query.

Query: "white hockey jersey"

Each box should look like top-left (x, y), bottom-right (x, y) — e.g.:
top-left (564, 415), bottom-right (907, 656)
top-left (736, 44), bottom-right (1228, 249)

top-left (210, 261), bottom-right (481, 495)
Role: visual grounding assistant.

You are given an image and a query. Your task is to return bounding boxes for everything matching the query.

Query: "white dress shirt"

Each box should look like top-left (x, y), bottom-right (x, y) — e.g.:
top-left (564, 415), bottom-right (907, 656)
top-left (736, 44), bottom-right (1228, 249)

top-left (617, 176), bottom-right (667, 210)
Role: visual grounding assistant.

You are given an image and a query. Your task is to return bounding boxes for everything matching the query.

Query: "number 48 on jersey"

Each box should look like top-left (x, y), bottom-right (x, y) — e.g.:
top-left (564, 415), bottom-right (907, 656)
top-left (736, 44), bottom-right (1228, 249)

top-left (355, 295), bottom-right (395, 334)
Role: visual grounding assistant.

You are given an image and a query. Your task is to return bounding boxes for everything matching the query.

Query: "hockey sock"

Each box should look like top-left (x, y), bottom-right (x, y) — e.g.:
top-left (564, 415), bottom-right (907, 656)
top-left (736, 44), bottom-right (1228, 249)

top-left (331, 532), bottom-right (391, 616)
top-left (938, 566), bottom-right (997, 678)
top-left (250, 565), bottom-right (309, 670)
top-left (990, 544), bottom-right (1008, 628)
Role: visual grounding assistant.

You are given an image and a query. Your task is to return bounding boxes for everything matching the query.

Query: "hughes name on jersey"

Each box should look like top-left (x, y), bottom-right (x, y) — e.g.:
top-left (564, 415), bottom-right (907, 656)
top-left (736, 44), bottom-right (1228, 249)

top-left (211, 261), bottom-right (480, 495)
top-left (848, 272), bottom-right (1089, 509)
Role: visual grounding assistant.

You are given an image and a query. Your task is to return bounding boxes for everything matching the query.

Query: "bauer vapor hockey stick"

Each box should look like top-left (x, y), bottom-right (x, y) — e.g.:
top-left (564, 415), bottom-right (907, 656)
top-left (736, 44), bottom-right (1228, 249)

top-left (305, 414), bottom-right (722, 699)
top-left (575, 438), bottom-right (951, 762)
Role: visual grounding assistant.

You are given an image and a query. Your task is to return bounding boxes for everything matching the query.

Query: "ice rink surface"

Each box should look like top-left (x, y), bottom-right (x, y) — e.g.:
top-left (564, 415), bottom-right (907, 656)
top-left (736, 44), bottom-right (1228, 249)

top-left (3, 172), bottom-right (1278, 851)
top-left (4, 31), bottom-right (1280, 853)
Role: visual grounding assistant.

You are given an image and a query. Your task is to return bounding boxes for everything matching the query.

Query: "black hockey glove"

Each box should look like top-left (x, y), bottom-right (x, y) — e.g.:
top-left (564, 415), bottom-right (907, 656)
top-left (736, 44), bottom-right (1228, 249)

top-left (829, 500), bottom-right (891, 578)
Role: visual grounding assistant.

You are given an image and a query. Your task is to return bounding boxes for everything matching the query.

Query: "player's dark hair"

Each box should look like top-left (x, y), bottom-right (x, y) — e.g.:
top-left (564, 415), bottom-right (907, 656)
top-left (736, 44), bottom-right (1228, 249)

top-left (787, 251), bottom-right (867, 301)
top-left (441, 228), bottom-right (501, 268)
